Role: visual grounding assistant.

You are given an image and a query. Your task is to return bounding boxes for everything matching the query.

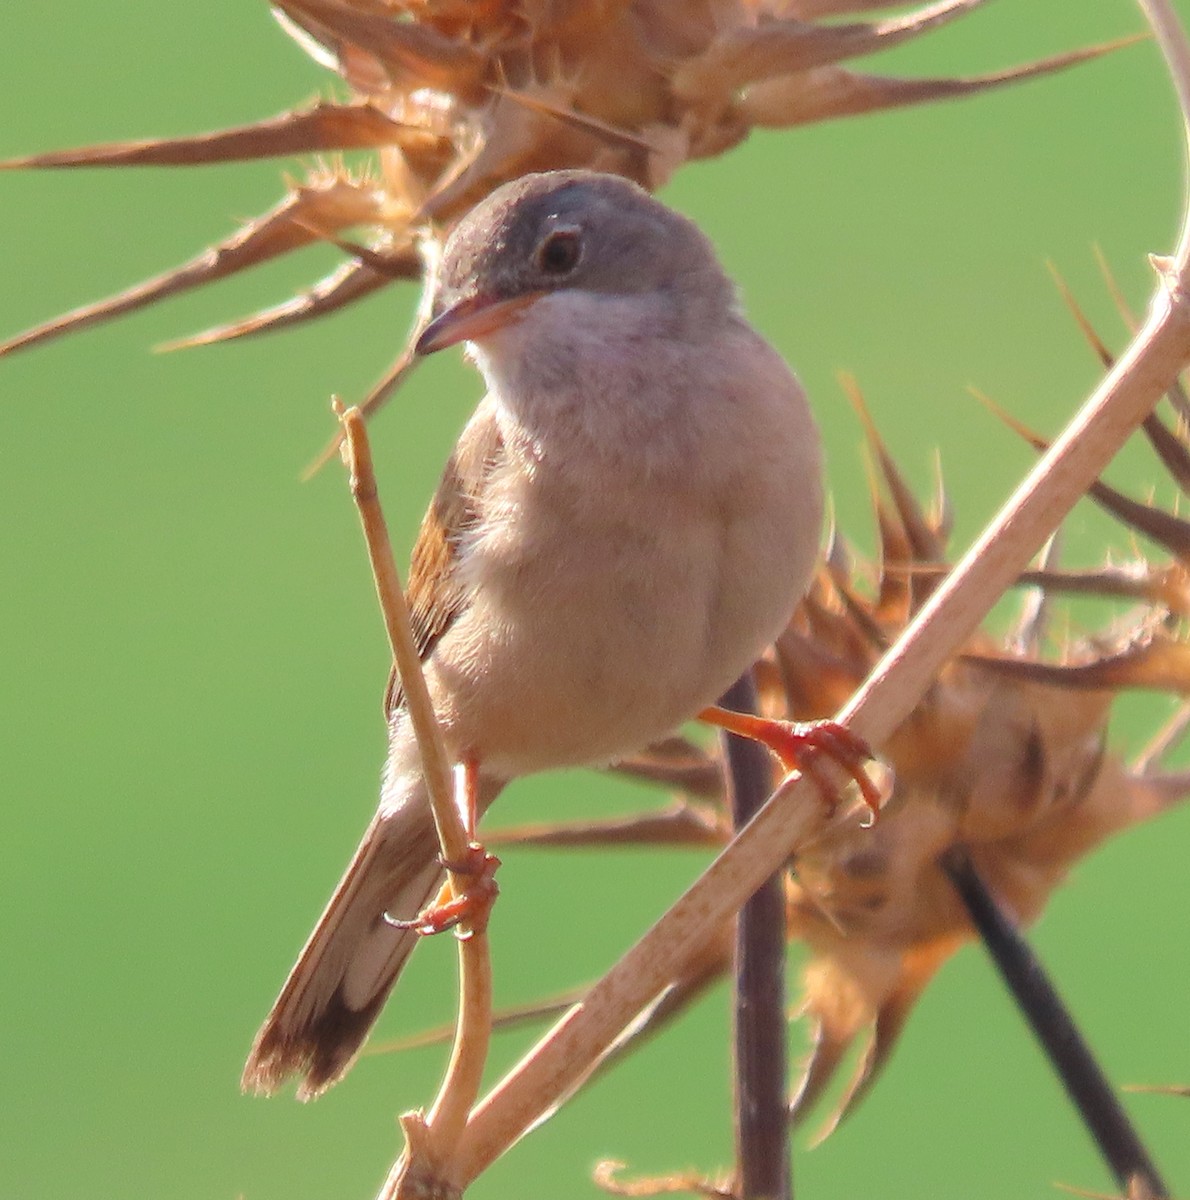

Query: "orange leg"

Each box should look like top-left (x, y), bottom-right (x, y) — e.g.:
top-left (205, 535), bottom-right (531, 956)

top-left (458, 755), bottom-right (481, 840)
top-left (386, 756), bottom-right (501, 938)
top-left (699, 706), bottom-right (881, 813)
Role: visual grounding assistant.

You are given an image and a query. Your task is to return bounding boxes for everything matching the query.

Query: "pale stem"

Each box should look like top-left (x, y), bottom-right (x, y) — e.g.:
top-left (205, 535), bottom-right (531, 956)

top-left (336, 403), bottom-right (466, 869)
top-left (376, 920), bottom-right (495, 1200)
top-left (336, 404), bottom-right (494, 1198)
top-left (449, 0), bottom-right (1190, 1184)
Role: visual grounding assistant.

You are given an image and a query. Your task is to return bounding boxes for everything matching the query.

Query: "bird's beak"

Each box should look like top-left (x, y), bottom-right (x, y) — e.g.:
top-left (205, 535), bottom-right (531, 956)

top-left (416, 291), bottom-right (544, 356)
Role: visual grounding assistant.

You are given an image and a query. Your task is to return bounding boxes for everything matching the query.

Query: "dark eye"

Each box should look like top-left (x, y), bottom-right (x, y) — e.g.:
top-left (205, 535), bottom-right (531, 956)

top-left (536, 229), bottom-right (582, 275)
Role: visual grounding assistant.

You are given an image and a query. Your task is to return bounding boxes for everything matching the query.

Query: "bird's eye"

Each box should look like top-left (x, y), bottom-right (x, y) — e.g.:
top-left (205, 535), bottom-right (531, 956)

top-left (536, 229), bottom-right (582, 275)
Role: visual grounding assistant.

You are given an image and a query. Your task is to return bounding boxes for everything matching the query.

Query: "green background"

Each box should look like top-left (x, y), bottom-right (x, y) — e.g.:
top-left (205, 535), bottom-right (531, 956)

top-left (2, 3), bottom-right (1189, 1197)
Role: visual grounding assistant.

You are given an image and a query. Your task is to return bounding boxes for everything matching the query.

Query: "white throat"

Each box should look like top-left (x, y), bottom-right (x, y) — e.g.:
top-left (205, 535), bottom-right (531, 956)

top-left (468, 287), bottom-right (735, 475)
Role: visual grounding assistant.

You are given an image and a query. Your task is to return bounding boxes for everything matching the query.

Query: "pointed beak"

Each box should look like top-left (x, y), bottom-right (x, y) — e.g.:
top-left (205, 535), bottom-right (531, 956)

top-left (416, 290), bottom-right (545, 356)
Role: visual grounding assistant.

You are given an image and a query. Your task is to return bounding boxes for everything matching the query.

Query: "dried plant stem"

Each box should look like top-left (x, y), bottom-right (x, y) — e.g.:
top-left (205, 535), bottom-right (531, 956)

top-left (449, 1), bottom-right (1190, 1184)
top-left (335, 404), bottom-right (493, 1200)
top-left (378, 920), bottom-right (495, 1200)
top-left (720, 672), bottom-right (791, 1200)
top-left (941, 848), bottom-right (1168, 1198)
top-left (336, 403), bottom-right (463, 868)
top-left (308, 349), bottom-right (422, 479)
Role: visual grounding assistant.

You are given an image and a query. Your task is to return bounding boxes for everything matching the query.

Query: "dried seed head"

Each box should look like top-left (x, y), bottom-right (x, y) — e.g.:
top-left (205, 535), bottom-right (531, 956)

top-left (757, 375), bottom-right (1190, 1135)
top-left (0, 1), bottom-right (1127, 419)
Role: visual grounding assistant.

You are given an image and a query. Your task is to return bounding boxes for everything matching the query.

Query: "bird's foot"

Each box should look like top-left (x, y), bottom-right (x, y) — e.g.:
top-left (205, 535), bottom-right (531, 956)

top-left (699, 707), bottom-right (881, 814)
top-left (387, 843), bottom-right (501, 938)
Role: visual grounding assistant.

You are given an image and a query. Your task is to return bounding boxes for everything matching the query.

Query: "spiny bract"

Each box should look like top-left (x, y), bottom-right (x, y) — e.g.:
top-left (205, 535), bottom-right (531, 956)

top-left (0, 0), bottom-right (1120, 424)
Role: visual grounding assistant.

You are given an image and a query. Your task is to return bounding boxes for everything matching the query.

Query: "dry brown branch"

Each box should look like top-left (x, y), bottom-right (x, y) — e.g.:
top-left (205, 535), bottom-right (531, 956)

top-left (426, 1), bottom-right (1190, 1187)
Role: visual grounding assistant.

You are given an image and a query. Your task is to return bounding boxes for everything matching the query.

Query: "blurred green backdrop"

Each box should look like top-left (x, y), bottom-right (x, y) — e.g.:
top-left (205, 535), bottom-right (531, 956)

top-left (2, 4), bottom-right (1189, 1198)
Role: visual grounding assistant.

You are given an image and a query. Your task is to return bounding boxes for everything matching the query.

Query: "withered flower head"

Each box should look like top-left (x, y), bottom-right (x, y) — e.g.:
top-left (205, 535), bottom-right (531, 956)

top-left (0, 0), bottom-right (1123, 424)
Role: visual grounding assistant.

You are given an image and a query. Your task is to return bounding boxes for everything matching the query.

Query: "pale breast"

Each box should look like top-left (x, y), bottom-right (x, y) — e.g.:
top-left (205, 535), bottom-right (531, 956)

top-left (424, 393), bottom-right (819, 776)
top-left (415, 291), bottom-right (822, 778)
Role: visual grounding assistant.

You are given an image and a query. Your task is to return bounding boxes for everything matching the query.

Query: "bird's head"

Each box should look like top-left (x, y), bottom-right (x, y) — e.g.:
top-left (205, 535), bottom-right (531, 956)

top-left (416, 170), bottom-right (734, 356)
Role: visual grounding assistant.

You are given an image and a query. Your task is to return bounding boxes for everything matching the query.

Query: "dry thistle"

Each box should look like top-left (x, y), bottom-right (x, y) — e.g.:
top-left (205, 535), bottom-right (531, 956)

top-left (4, 2), bottom-right (1185, 1200)
top-left (0, 0), bottom-right (1122, 424)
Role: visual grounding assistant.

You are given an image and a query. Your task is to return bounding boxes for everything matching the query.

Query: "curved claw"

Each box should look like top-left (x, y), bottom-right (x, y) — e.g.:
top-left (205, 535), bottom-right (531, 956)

top-left (385, 845), bottom-right (500, 938)
top-left (699, 707), bottom-right (881, 812)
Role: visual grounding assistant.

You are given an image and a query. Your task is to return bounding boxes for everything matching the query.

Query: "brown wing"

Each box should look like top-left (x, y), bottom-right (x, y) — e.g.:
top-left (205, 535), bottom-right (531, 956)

top-left (384, 398), bottom-right (505, 716)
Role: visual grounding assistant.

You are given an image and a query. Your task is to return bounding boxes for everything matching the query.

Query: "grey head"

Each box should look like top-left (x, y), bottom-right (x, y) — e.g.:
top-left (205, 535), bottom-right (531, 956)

top-left (416, 170), bottom-right (735, 354)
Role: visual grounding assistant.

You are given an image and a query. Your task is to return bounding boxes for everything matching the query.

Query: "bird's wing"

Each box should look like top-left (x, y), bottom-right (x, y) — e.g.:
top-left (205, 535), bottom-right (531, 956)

top-left (384, 397), bottom-right (505, 715)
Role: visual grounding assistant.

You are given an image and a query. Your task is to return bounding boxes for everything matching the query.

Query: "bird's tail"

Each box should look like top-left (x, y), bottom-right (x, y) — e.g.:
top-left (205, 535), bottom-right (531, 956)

top-left (241, 768), bottom-right (446, 1100)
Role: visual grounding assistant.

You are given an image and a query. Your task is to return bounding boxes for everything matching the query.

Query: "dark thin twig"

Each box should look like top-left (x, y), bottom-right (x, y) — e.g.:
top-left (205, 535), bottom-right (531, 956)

top-left (720, 672), bottom-right (791, 1200)
top-left (940, 847), bottom-right (1168, 1199)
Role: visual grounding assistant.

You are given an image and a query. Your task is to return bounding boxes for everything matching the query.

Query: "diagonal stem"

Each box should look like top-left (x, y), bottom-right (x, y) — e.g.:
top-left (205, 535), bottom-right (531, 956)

top-left (940, 848), bottom-right (1168, 1199)
top-left (720, 672), bottom-right (791, 1200)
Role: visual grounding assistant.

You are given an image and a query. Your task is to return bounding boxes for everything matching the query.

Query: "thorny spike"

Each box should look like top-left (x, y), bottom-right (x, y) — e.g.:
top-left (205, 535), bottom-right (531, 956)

top-left (825, 579), bottom-right (891, 655)
top-left (872, 490), bottom-right (915, 626)
top-left (807, 941), bottom-right (954, 1144)
top-left (788, 1012), bottom-right (853, 1129)
top-left (288, 221), bottom-right (421, 282)
top-left (823, 516), bottom-right (852, 580)
top-left (1171, 378), bottom-right (1190, 425)
top-left (1133, 699), bottom-right (1190, 774)
top-left (303, 341), bottom-right (423, 478)
top-left (1162, 376), bottom-right (1190, 424)
top-left (1141, 411), bottom-right (1190, 493)
top-left (1011, 531), bottom-right (1063, 655)
top-left (973, 389), bottom-right (1190, 560)
top-left (491, 86), bottom-right (660, 155)
top-left (1074, 475), bottom-right (1190, 560)
top-left (1123, 1085), bottom-right (1190, 1098)
top-left (772, 625), bottom-right (873, 720)
top-left (673, 0), bottom-right (986, 105)
top-left (810, 571), bottom-right (888, 657)
top-left (1048, 260), bottom-right (1116, 369)
top-left (809, 1016), bottom-right (898, 1145)
top-left (484, 799), bottom-right (728, 850)
top-left (366, 989), bottom-right (585, 1058)
top-left (799, 587), bottom-right (884, 666)
top-left (0, 176), bottom-right (387, 358)
top-left (1094, 244), bottom-right (1141, 336)
top-left (928, 449), bottom-right (953, 544)
top-left (1014, 564), bottom-right (1190, 611)
top-left (158, 257), bottom-right (398, 351)
top-left (968, 632), bottom-right (1190, 694)
top-left (0, 101), bottom-right (421, 169)
top-left (1045, 265), bottom-right (1190, 487)
top-left (842, 372), bottom-right (946, 563)
top-left (740, 39), bottom-right (1138, 129)
top-left (593, 1162), bottom-right (736, 1199)
top-left (1131, 769), bottom-right (1190, 812)
top-left (274, 0), bottom-right (487, 95)
top-left (611, 737), bottom-right (725, 800)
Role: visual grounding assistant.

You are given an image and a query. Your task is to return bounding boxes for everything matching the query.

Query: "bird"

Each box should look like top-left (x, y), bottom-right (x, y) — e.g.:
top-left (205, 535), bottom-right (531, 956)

top-left (242, 168), bottom-right (866, 1100)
